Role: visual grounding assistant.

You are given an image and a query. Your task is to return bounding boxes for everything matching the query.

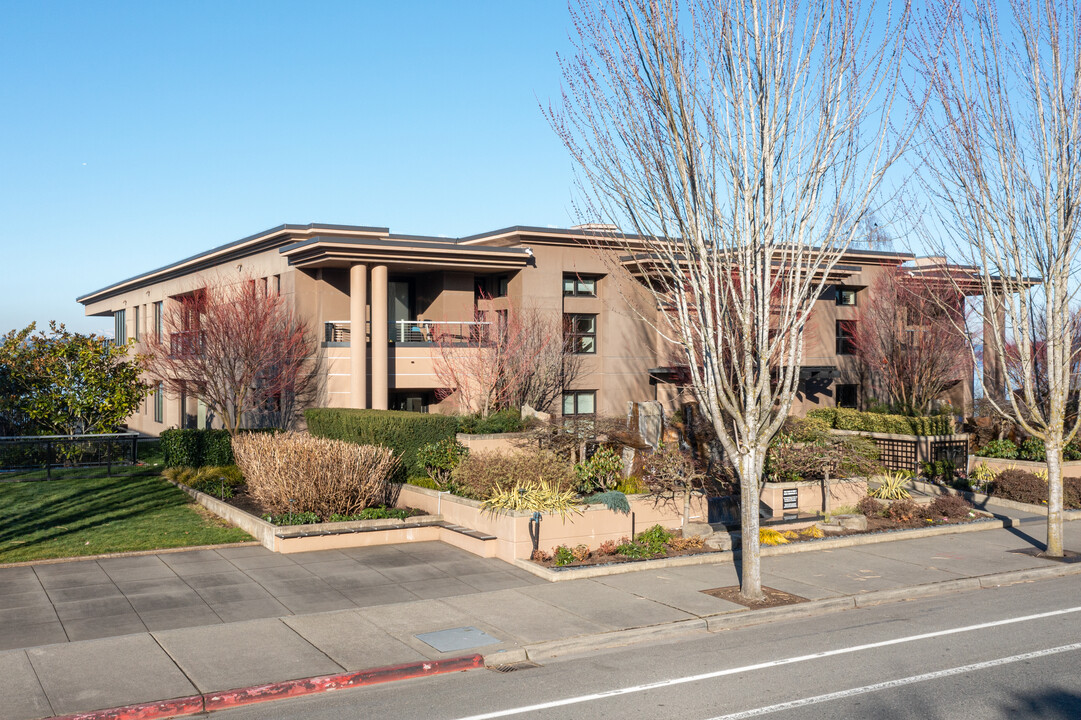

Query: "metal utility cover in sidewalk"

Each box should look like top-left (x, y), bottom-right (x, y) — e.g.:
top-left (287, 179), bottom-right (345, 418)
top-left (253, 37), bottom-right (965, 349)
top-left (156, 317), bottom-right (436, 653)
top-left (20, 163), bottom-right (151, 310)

top-left (415, 627), bottom-right (502, 653)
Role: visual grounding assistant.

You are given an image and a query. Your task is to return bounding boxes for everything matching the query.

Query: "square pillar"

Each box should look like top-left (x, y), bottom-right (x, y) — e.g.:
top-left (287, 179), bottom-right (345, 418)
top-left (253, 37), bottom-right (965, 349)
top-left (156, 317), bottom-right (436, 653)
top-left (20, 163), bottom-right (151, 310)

top-left (349, 263), bottom-right (368, 409)
top-left (371, 264), bottom-right (389, 410)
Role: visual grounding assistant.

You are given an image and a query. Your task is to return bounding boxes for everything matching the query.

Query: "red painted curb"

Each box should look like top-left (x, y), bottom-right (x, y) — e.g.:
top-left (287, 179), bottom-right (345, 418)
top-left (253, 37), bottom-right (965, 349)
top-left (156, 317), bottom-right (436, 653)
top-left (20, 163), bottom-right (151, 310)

top-left (50, 695), bottom-right (205, 720)
top-left (48, 655), bottom-right (485, 720)
top-left (204, 654), bottom-right (485, 711)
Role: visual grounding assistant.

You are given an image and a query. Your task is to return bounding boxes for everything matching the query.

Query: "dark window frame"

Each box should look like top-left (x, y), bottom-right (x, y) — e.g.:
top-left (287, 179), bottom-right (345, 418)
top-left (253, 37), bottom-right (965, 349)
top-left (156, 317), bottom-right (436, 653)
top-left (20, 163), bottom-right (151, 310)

top-left (836, 320), bottom-right (857, 355)
top-left (836, 383), bottom-right (859, 409)
top-left (564, 313), bottom-right (597, 354)
top-left (154, 383), bottom-right (164, 423)
top-left (562, 390), bottom-right (597, 417)
top-left (835, 287), bottom-right (858, 306)
top-left (563, 274), bottom-right (598, 297)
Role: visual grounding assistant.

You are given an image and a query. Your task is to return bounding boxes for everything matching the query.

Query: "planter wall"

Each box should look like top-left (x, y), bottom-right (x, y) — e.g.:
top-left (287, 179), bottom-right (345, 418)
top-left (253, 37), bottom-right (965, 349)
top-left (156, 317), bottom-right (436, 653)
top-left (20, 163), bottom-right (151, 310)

top-left (760, 478), bottom-right (868, 517)
top-left (396, 484), bottom-right (709, 562)
top-left (972, 457), bottom-right (1081, 476)
top-left (455, 432), bottom-right (533, 454)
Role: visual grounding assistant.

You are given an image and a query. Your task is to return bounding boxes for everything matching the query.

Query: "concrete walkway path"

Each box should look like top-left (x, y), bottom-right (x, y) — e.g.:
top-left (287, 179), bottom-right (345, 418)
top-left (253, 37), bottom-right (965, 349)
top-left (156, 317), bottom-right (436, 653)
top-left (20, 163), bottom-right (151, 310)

top-left (2, 509), bottom-right (1079, 720)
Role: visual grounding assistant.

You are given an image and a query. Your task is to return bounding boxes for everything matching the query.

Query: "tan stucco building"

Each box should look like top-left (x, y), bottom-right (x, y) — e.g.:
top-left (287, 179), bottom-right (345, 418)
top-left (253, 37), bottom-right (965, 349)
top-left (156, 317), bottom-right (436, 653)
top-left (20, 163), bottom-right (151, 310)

top-left (77, 223), bottom-right (973, 435)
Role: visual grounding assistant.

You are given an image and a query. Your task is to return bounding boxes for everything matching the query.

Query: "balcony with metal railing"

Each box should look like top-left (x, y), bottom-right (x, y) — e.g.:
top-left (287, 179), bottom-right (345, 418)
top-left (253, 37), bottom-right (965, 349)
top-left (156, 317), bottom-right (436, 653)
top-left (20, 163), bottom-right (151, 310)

top-left (322, 320), bottom-right (492, 346)
top-left (170, 330), bottom-right (205, 356)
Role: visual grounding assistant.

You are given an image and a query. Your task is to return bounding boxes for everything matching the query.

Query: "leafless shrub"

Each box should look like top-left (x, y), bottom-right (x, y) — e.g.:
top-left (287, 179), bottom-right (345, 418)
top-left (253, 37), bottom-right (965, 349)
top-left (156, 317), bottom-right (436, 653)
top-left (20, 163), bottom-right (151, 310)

top-left (233, 432), bottom-right (398, 516)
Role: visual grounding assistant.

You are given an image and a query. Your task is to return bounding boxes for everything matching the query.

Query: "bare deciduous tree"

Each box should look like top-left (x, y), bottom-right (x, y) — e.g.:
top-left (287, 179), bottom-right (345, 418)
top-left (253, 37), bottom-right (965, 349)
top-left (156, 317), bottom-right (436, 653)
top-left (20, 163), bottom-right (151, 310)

top-left (850, 266), bottom-right (971, 415)
top-left (432, 301), bottom-right (583, 417)
top-left (551, 0), bottom-right (913, 599)
top-left (916, 0), bottom-right (1081, 556)
top-left (144, 277), bottom-right (321, 435)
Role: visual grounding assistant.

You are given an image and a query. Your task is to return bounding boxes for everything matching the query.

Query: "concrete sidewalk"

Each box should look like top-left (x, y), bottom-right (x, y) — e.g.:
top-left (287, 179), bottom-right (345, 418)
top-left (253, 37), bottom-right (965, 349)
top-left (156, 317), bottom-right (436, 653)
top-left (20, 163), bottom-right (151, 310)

top-left (2, 510), bottom-right (1080, 720)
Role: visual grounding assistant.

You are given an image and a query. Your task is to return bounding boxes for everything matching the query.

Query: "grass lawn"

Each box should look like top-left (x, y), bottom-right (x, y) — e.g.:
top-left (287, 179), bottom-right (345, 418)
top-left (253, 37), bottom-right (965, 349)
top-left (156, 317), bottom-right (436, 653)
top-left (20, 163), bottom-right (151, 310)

top-left (0, 473), bottom-right (253, 564)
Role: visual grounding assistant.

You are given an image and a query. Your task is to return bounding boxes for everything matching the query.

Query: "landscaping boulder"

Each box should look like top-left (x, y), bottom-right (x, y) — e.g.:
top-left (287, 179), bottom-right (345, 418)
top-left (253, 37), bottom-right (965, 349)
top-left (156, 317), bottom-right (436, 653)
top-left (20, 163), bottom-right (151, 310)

top-left (683, 522), bottom-right (714, 538)
top-left (704, 531), bottom-right (734, 551)
top-left (836, 514), bottom-right (868, 531)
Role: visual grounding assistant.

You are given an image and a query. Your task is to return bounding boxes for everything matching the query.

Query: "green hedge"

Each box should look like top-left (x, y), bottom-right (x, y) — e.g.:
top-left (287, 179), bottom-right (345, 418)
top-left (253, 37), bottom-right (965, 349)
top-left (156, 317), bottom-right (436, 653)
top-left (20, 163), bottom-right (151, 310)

top-left (304, 408), bottom-right (459, 476)
top-left (160, 428), bottom-right (277, 468)
top-left (806, 408), bottom-right (953, 436)
top-left (161, 429), bottom-right (234, 468)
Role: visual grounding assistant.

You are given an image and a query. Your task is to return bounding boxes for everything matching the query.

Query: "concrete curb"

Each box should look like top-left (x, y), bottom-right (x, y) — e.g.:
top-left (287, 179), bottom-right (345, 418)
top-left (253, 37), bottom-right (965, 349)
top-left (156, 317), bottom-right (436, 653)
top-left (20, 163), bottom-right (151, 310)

top-left (46, 655), bottom-right (484, 720)
top-left (503, 562), bottom-right (1081, 665)
top-left (514, 517), bottom-right (1009, 582)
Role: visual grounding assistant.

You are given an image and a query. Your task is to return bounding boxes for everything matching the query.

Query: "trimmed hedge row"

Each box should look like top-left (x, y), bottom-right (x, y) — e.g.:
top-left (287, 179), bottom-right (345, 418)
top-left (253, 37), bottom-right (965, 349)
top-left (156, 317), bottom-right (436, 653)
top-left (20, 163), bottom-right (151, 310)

top-left (304, 408), bottom-right (459, 476)
top-left (161, 429), bottom-right (235, 468)
top-left (160, 428), bottom-right (278, 468)
top-left (807, 407), bottom-right (953, 436)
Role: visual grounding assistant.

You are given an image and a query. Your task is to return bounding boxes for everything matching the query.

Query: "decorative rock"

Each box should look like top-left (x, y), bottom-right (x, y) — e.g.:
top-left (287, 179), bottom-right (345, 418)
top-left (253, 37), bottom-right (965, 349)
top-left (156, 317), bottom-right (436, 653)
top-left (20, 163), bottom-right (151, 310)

top-left (818, 523), bottom-right (847, 535)
top-left (683, 522), bottom-right (714, 538)
top-left (704, 532), bottom-right (734, 551)
top-left (836, 514), bottom-right (868, 531)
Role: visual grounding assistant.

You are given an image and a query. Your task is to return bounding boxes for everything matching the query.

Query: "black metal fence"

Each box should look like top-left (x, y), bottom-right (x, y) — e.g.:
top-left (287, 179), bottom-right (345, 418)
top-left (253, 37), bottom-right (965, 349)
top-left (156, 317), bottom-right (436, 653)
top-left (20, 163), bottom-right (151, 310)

top-left (0, 433), bottom-right (140, 479)
top-left (930, 437), bottom-right (970, 467)
top-left (869, 437), bottom-right (920, 474)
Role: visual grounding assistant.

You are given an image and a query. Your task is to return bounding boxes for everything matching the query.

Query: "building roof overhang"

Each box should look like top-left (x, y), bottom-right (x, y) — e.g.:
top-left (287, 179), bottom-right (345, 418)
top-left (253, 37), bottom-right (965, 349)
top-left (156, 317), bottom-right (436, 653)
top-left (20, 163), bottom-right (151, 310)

top-left (76, 223), bottom-right (390, 306)
top-left (278, 236), bottom-right (534, 272)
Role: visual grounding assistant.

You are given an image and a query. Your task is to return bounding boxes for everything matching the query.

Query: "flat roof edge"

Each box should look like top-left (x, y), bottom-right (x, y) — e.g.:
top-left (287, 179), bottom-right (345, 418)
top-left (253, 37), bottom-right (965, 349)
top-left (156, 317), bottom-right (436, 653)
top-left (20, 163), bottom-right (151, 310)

top-left (77, 222), bottom-right (390, 304)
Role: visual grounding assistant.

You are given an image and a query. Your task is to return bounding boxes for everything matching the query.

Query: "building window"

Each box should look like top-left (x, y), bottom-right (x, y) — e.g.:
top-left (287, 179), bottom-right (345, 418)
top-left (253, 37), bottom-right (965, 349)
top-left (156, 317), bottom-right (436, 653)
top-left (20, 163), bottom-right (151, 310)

top-left (563, 390), bottom-right (596, 417)
top-left (114, 310), bottom-right (126, 345)
top-left (565, 314), bottom-right (597, 354)
top-left (836, 383), bottom-right (858, 409)
top-left (259, 277), bottom-right (268, 296)
top-left (563, 274), bottom-right (597, 297)
top-left (154, 383), bottom-right (164, 423)
top-left (836, 287), bottom-right (858, 306)
top-left (133, 306), bottom-right (140, 341)
top-left (836, 320), bottom-right (857, 355)
top-left (273, 274), bottom-right (281, 296)
top-left (153, 302), bottom-right (163, 341)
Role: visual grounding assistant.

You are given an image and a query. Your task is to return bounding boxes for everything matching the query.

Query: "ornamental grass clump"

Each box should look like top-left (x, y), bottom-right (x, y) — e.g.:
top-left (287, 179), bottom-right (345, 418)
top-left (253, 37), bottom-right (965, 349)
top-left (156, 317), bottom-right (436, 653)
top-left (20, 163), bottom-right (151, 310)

top-left (868, 471), bottom-right (911, 500)
top-left (482, 481), bottom-right (583, 520)
top-left (233, 432), bottom-right (398, 517)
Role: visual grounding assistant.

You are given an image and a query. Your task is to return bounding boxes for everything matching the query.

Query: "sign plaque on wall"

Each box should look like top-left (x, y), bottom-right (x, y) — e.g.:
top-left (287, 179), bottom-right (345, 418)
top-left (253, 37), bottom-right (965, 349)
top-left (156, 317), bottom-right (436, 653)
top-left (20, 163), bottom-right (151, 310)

top-left (782, 487), bottom-right (798, 510)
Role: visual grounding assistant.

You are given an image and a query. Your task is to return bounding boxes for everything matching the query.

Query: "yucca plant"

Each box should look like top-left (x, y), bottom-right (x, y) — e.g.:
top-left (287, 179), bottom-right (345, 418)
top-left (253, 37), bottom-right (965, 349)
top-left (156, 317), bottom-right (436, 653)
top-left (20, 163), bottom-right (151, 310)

top-left (482, 481), bottom-right (583, 520)
top-left (869, 471), bottom-right (912, 500)
top-left (970, 462), bottom-right (997, 490)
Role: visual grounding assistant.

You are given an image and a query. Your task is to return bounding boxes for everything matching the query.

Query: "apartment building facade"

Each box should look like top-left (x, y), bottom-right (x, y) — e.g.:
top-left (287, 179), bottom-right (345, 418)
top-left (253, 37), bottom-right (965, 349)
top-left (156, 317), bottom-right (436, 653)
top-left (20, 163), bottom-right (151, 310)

top-left (77, 223), bottom-right (972, 435)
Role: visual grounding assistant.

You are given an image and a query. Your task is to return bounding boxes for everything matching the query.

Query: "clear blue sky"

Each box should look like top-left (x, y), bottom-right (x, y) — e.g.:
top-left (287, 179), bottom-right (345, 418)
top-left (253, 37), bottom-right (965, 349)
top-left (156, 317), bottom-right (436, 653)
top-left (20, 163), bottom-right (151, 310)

top-left (0, 1), bottom-right (578, 334)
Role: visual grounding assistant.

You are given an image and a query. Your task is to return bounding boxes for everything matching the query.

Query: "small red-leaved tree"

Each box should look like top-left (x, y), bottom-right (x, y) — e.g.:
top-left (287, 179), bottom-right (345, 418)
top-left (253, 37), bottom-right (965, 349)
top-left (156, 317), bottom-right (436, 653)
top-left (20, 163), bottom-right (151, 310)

top-left (432, 299), bottom-right (581, 417)
top-left (850, 267), bottom-right (970, 415)
top-left (145, 277), bottom-right (320, 434)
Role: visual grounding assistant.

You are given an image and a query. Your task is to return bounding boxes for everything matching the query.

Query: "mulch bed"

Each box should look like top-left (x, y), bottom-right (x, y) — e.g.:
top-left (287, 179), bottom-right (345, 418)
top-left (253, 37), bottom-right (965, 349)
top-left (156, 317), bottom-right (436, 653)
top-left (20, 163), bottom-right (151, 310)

top-left (534, 511), bottom-right (995, 569)
top-left (702, 585), bottom-right (808, 609)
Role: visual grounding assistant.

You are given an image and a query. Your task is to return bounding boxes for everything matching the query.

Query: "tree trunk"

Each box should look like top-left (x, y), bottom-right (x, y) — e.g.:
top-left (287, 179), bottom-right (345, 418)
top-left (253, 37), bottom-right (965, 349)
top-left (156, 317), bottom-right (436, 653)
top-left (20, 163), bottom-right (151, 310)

top-left (738, 447), bottom-right (765, 601)
top-left (1046, 441), bottom-right (1064, 558)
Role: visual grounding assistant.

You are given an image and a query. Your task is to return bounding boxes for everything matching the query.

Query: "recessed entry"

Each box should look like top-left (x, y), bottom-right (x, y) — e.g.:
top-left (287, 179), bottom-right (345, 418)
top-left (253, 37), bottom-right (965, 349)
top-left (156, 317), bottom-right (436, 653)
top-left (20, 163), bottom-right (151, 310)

top-left (415, 626), bottom-right (502, 653)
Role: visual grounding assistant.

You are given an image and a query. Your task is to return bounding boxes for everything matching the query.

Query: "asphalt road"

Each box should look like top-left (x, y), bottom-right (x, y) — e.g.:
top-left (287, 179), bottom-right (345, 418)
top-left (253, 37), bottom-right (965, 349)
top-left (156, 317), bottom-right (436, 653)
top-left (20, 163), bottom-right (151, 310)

top-left (208, 574), bottom-right (1081, 720)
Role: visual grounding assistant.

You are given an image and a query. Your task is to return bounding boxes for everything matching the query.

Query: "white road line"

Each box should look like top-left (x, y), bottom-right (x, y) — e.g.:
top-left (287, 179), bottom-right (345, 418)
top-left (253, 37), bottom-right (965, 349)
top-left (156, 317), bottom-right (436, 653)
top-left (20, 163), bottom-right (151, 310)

top-left (708, 641), bottom-right (1081, 719)
top-left (453, 605), bottom-right (1081, 720)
